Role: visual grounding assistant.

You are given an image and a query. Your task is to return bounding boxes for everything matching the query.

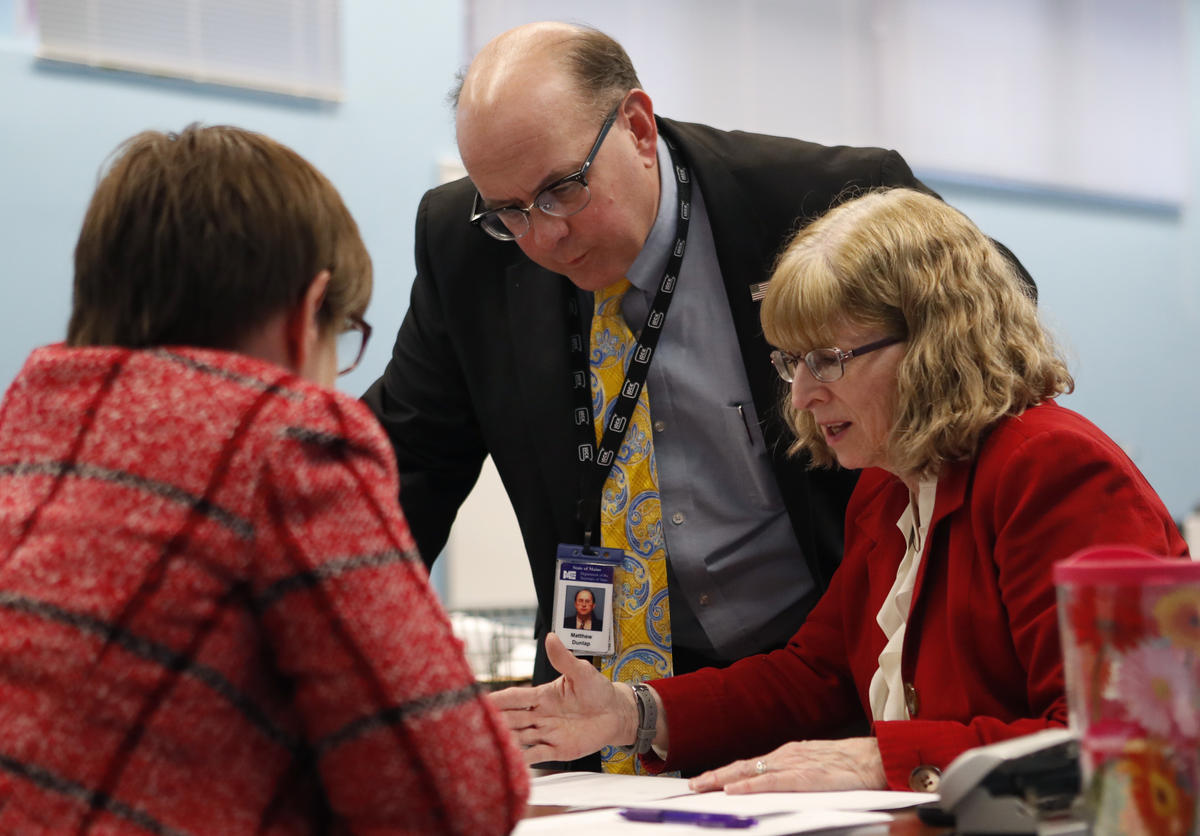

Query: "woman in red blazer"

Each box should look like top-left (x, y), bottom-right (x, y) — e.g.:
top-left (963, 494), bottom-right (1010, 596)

top-left (490, 187), bottom-right (1187, 792)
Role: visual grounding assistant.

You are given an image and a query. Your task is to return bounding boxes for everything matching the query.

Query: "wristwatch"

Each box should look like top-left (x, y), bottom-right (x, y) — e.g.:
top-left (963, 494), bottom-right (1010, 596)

top-left (629, 682), bottom-right (657, 755)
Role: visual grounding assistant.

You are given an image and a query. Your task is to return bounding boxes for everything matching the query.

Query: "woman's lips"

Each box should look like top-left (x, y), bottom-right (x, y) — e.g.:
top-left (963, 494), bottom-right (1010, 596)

top-left (823, 422), bottom-right (850, 443)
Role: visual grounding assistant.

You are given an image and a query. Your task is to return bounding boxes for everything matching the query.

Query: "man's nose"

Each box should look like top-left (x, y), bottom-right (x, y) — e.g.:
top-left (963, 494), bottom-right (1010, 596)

top-left (527, 209), bottom-right (570, 249)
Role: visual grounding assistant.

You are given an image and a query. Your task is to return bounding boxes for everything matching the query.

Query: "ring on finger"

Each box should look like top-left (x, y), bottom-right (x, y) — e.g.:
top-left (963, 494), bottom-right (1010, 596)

top-left (754, 759), bottom-right (768, 775)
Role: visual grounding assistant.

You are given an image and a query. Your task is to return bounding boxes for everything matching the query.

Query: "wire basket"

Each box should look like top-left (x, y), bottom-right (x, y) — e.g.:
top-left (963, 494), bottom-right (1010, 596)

top-left (448, 607), bottom-right (538, 690)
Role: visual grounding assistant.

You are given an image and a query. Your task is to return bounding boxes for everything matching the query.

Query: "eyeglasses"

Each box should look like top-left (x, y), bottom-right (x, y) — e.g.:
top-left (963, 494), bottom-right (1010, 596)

top-left (468, 103), bottom-right (621, 242)
top-left (336, 313), bottom-right (372, 376)
top-left (770, 336), bottom-right (903, 384)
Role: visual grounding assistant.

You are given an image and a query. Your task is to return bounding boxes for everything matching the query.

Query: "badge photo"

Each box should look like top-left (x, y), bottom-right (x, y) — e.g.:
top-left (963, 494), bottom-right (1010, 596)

top-left (552, 545), bottom-right (619, 656)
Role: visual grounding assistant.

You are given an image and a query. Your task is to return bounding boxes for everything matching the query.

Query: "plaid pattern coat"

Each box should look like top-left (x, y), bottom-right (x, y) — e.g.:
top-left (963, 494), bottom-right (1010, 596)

top-left (0, 345), bottom-right (528, 835)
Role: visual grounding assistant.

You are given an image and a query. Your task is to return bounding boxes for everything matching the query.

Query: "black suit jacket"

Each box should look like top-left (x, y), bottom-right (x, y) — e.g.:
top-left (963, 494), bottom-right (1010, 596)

top-left (364, 117), bottom-right (938, 683)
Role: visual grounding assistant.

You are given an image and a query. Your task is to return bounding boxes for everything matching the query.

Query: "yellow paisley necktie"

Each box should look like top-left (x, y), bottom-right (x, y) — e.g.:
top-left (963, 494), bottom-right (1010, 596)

top-left (589, 278), bottom-right (673, 774)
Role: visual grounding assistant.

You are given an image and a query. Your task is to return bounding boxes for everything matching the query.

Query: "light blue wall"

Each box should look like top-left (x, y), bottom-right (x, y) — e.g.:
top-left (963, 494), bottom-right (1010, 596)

top-left (0, 1), bottom-right (462, 400)
top-left (2, 2), bottom-right (1199, 525)
top-left (920, 0), bottom-right (1200, 523)
top-left (933, 182), bottom-right (1199, 525)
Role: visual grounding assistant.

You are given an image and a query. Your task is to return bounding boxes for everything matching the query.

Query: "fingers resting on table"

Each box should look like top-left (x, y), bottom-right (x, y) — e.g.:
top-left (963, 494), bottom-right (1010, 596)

top-left (688, 737), bottom-right (887, 794)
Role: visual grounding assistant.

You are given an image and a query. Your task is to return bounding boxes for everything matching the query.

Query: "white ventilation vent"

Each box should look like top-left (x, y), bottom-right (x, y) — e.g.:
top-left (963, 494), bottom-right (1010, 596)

top-left (36, 0), bottom-right (343, 101)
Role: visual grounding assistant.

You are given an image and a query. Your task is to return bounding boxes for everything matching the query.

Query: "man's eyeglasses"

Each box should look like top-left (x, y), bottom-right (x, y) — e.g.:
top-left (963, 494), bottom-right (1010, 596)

top-left (336, 314), bottom-right (372, 376)
top-left (770, 336), bottom-right (903, 384)
top-left (468, 103), bottom-right (621, 242)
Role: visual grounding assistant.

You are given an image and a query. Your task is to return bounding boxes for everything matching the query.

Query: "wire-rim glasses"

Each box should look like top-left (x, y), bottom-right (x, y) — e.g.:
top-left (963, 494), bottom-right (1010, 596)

top-left (770, 336), bottom-right (903, 384)
top-left (336, 313), bottom-right (372, 376)
top-left (468, 102), bottom-right (621, 242)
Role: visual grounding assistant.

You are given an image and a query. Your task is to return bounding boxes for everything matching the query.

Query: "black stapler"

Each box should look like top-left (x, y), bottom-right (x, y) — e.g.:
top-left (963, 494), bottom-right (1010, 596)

top-left (930, 727), bottom-right (1086, 835)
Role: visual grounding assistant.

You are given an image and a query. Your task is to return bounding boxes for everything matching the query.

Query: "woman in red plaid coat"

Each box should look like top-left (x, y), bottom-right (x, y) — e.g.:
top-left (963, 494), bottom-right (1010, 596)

top-left (0, 125), bottom-right (528, 834)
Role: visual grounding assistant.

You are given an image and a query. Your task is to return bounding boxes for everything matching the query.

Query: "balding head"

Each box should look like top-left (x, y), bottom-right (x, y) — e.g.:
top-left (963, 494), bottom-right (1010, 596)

top-left (453, 22), bottom-right (660, 292)
top-left (456, 22), bottom-right (641, 133)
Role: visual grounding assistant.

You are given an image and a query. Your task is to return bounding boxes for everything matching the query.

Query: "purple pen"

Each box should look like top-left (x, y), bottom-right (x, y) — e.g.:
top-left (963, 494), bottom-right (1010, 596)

top-left (618, 808), bottom-right (758, 828)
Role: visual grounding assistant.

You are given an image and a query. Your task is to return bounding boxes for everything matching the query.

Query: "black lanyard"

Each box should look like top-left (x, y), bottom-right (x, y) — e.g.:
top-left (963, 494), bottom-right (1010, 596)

top-left (568, 136), bottom-right (692, 547)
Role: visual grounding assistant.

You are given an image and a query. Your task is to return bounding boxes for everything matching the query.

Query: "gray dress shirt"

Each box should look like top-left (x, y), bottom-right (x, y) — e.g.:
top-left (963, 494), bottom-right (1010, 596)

top-left (608, 137), bottom-right (817, 663)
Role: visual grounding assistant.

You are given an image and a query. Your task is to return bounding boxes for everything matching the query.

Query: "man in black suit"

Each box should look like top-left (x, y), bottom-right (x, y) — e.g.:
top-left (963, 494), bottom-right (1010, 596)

top-left (563, 588), bottom-right (601, 632)
top-left (365, 21), bottom-right (941, 686)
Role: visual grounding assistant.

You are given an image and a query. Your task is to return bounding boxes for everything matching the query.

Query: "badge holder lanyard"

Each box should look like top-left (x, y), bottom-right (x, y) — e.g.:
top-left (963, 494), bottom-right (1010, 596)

top-left (566, 136), bottom-right (693, 547)
top-left (553, 138), bottom-right (691, 656)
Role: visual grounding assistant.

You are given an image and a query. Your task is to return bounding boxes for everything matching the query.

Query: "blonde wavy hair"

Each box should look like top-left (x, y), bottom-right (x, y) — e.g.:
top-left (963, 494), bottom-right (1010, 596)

top-left (761, 188), bottom-right (1073, 478)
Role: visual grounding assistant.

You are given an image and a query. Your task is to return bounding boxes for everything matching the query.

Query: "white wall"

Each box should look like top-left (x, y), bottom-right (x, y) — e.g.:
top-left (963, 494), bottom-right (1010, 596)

top-left (467, 0), bottom-right (1186, 207)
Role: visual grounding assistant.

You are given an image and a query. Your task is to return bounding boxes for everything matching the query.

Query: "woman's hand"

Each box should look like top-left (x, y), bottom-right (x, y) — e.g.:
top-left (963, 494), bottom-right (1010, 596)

top-left (488, 633), bottom-right (637, 764)
top-left (688, 737), bottom-right (887, 793)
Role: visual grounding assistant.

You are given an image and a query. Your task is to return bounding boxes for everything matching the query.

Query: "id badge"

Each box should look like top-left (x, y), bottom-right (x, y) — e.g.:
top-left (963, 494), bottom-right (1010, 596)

top-left (553, 543), bottom-right (620, 656)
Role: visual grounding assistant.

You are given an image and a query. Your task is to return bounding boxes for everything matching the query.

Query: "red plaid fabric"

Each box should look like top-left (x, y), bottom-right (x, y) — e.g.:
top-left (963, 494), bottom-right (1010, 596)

top-left (0, 345), bottom-right (528, 835)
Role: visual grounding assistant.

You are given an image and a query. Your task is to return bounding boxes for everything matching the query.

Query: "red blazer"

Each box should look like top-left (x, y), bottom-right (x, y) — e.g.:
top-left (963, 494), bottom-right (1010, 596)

top-left (651, 401), bottom-right (1187, 788)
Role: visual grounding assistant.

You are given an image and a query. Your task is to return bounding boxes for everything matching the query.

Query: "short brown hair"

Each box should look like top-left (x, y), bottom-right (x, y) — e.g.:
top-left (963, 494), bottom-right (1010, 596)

top-left (68, 124), bottom-right (371, 349)
top-left (762, 188), bottom-right (1073, 477)
top-left (562, 26), bottom-right (642, 115)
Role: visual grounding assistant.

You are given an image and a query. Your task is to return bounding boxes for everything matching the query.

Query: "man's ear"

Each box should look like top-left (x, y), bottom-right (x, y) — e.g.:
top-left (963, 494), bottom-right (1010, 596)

top-left (623, 89), bottom-right (658, 164)
top-left (285, 270), bottom-right (332, 372)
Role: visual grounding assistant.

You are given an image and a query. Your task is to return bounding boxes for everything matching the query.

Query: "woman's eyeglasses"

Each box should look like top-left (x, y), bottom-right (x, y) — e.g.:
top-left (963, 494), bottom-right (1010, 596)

top-left (336, 314), bottom-right (372, 376)
top-left (770, 336), bottom-right (903, 383)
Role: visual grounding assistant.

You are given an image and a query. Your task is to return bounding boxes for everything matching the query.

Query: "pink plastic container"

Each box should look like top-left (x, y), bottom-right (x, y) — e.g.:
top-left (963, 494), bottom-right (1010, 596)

top-left (1055, 545), bottom-right (1200, 835)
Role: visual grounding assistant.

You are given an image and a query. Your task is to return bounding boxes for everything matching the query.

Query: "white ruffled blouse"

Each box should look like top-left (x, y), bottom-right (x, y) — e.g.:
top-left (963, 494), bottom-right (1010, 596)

top-left (868, 475), bottom-right (939, 722)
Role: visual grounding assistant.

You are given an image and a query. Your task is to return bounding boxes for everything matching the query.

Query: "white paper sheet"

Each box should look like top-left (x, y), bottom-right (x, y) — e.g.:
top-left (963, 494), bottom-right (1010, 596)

top-left (529, 772), bottom-right (935, 813)
top-left (513, 807), bottom-right (893, 835)
top-left (622, 789), bottom-right (937, 814)
top-left (529, 772), bottom-right (694, 807)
